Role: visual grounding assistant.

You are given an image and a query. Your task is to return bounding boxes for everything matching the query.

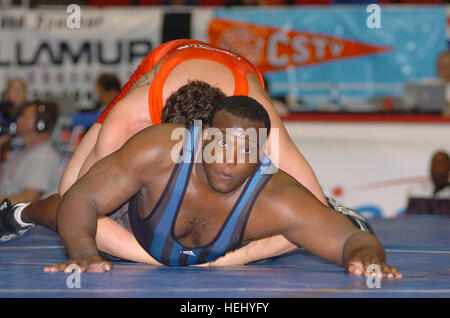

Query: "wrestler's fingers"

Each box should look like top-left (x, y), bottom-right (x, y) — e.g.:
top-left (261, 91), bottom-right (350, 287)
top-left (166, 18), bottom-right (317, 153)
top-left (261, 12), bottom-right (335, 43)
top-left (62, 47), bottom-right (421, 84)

top-left (381, 264), bottom-right (402, 279)
top-left (362, 257), bottom-right (384, 278)
top-left (390, 266), bottom-right (402, 278)
top-left (44, 260), bottom-right (86, 273)
top-left (43, 263), bottom-right (65, 272)
top-left (86, 260), bottom-right (113, 273)
top-left (346, 262), bottom-right (364, 276)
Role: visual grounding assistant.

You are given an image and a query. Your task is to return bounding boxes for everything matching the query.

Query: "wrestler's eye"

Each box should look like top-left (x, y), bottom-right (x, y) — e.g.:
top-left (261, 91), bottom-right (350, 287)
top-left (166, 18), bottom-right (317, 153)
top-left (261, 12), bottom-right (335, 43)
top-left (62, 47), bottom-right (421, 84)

top-left (217, 140), bottom-right (228, 148)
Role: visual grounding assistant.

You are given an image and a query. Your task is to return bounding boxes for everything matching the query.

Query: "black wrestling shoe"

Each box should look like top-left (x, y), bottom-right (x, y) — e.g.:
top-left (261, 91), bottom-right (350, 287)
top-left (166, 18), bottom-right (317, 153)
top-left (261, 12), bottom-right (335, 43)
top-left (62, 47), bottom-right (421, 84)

top-left (0, 199), bottom-right (34, 242)
top-left (326, 196), bottom-right (375, 235)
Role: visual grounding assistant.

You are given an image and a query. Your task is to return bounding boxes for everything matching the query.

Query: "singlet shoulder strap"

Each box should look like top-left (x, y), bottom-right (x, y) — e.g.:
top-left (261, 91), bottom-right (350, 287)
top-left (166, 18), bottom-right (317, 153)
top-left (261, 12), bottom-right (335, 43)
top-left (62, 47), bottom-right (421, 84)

top-left (128, 125), bottom-right (200, 260)
top-left (197, 155), bottom-right (274, 264)
top-left (145, 125), bottom-right (201, 264)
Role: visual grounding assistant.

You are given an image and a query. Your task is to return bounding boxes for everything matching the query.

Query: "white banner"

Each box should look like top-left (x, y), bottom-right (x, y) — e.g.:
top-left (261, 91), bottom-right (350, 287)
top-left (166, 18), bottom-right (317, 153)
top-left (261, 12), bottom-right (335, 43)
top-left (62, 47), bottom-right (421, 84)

top-left (285, 120), bottom-right (450, 218)
top-left (0, 7), bottom-right (162, 109)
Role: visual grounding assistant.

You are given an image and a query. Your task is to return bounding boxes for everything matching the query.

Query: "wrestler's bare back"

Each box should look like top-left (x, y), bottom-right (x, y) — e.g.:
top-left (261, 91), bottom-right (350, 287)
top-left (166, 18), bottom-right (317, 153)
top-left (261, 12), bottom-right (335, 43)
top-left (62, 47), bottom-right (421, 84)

top-left (61, 59), bottom-right (239, 193)
top-left (58, 58), bottom-right (324, 266)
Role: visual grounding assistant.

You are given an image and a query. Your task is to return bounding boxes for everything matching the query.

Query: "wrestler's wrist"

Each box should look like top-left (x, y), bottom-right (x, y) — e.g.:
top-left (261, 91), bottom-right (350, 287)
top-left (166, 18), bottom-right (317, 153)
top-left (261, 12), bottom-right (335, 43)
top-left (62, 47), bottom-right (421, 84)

top-left (64, 236), bottom-right (99, 259)
top-left (342, 232), bottom-right (385, 265)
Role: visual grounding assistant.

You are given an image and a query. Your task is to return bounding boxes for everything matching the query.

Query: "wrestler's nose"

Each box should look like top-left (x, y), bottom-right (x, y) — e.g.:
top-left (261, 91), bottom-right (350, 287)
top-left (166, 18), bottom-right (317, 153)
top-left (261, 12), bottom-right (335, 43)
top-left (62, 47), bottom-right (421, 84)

top-left (223, 147), bottom-right (238, 165)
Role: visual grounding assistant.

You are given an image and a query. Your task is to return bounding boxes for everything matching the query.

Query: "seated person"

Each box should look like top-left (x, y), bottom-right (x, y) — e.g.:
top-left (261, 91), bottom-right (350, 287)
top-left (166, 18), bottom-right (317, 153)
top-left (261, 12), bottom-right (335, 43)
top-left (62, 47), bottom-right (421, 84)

top-left (41, 95), bottom-right (401, 278)
top-left (91, 74), bottom-right (121, 113)
top-left (408, 150), bottom-right (450, 199)
top-left (0, 101), bottom-right (61, 205)
top-left (407, 150), bottom-right (450, 215)
top-left (1, 77), bottom-right (28, 114)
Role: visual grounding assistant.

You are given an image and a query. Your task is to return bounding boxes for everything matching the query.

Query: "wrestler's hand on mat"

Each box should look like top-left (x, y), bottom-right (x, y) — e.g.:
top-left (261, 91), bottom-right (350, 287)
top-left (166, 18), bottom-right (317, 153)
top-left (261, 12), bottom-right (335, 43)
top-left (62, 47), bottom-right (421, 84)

top-left (44, 255), bottom-right (113, 273)
top-left (345, 249), bottom-right (402, 279)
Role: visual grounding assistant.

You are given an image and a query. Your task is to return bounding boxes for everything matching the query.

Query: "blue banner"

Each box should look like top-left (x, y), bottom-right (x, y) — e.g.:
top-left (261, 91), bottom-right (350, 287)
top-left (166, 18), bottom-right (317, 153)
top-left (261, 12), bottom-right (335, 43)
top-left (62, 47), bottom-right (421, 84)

top-left (208, 6), bottom-right (446, 110)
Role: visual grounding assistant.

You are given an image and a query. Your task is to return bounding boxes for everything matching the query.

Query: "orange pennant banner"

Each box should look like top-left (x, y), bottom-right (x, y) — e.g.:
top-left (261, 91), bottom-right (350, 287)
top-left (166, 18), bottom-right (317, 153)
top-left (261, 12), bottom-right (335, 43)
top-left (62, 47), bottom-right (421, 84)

top-left (208, 18), bottom-right (391, 73)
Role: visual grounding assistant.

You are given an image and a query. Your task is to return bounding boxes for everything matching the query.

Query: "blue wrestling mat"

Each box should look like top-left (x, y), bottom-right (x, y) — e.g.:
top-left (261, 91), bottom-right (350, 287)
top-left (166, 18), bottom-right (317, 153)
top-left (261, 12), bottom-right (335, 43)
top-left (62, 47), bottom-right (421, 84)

top-left (0, 216), bottom-right (449, 298)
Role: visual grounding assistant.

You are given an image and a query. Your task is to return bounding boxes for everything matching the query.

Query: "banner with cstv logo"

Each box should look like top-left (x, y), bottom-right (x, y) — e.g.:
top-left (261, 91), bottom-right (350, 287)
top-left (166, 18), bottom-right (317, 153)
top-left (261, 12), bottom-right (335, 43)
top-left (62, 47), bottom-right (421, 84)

top-left (199, 6), bottom-right (447, 110)
top-left (0, 6), bottom-right (447, 111)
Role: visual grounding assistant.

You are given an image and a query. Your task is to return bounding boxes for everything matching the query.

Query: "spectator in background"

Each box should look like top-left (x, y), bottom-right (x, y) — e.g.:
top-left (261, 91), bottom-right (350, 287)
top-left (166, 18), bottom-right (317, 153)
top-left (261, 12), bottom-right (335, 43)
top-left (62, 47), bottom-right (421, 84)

top-left (0, 101), bottom-right (61, 204)
top-left (0, 78), bottom-right (28, 125)
top-left (92, 74), bottom-right (121, 113)
top-left (1, 78), bottom-right (27, 110)
top-left (408, 150), bottom-right (450, 199)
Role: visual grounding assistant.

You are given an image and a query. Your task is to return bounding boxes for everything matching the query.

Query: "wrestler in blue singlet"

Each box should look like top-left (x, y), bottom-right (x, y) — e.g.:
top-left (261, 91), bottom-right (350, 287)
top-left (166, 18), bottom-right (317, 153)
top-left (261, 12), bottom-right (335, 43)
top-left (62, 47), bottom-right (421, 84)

top-left (128, 125), bottom-right (273, 266)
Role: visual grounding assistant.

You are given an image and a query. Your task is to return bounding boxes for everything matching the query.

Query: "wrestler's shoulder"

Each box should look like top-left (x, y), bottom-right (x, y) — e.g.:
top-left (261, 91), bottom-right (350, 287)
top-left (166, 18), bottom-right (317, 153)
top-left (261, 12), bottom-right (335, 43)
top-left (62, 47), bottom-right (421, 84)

top-left (133, 123), bottom-right (185, 142)
top-left (124, 124), bottom-right (184, 155)
top-left (259, 170), bottom-right (304, 205)
top-left (252, 170), bottom-right (305, 225)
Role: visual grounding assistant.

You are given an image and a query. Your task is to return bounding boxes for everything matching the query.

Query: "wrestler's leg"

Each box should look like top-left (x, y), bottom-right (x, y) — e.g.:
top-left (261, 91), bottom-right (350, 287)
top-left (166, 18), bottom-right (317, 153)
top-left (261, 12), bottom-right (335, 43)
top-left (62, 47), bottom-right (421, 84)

top-left (77, 82), bottom-right (153, 179)
top-left (58, 123), bottom-right (102, 196)
top-left (247, 74), bottom-right (328, 205)
top-left (61, 63), bottom-right (161, 192)
top-left (96, 217), bottom-right (161, 265)
top-left (16, 193), bottom-right (160, 264)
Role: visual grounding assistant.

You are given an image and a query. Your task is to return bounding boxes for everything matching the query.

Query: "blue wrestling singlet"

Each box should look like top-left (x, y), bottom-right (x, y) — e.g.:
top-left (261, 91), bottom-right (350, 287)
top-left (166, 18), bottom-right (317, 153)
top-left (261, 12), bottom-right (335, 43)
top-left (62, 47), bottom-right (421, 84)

top-left (128, 125), bottom-right (274, 266)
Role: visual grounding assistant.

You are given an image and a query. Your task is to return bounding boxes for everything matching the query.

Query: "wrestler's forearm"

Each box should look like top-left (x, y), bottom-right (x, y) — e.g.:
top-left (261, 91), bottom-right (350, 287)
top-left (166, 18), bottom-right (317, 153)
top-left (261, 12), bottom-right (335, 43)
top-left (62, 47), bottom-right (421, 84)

top-left (57, 193), bottom-right (100, 258)
top-left (20, 194), bottom-right (61, 231)
top-left (342, 231), bottom-right (386, 266)
top-left (208, 235), bottom-right (297, 266)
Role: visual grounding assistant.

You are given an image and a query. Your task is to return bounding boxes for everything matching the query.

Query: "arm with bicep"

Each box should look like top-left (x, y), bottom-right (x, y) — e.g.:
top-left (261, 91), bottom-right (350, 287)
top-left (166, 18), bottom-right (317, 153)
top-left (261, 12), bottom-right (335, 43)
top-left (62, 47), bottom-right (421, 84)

top-left (277, 184), bottom-right (402, 278)
top-left (44, 131), bottom-right (154, 273)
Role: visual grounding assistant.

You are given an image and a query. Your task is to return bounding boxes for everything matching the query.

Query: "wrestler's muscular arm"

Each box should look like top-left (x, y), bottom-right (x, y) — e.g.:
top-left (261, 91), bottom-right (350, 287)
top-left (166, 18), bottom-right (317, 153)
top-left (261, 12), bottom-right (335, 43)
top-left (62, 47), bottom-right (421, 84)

top-left (44, 125), bottom-right (170, 273)
top-left (250, 173), bottom-right (401, 278)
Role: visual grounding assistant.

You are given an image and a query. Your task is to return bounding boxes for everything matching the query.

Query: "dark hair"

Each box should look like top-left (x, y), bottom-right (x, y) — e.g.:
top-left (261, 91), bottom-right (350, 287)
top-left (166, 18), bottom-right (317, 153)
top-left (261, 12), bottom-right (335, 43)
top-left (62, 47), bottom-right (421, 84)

top-left (25, 100), bottom-right (59, 134)
top-left (432, 150), bottom-right (450, 162)
top-left (96, 74), bottom-right (121, 92)
top-left (161, 80), bottom-right (226, 127)
top-left (208, 95), bottom-right (271, 133)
